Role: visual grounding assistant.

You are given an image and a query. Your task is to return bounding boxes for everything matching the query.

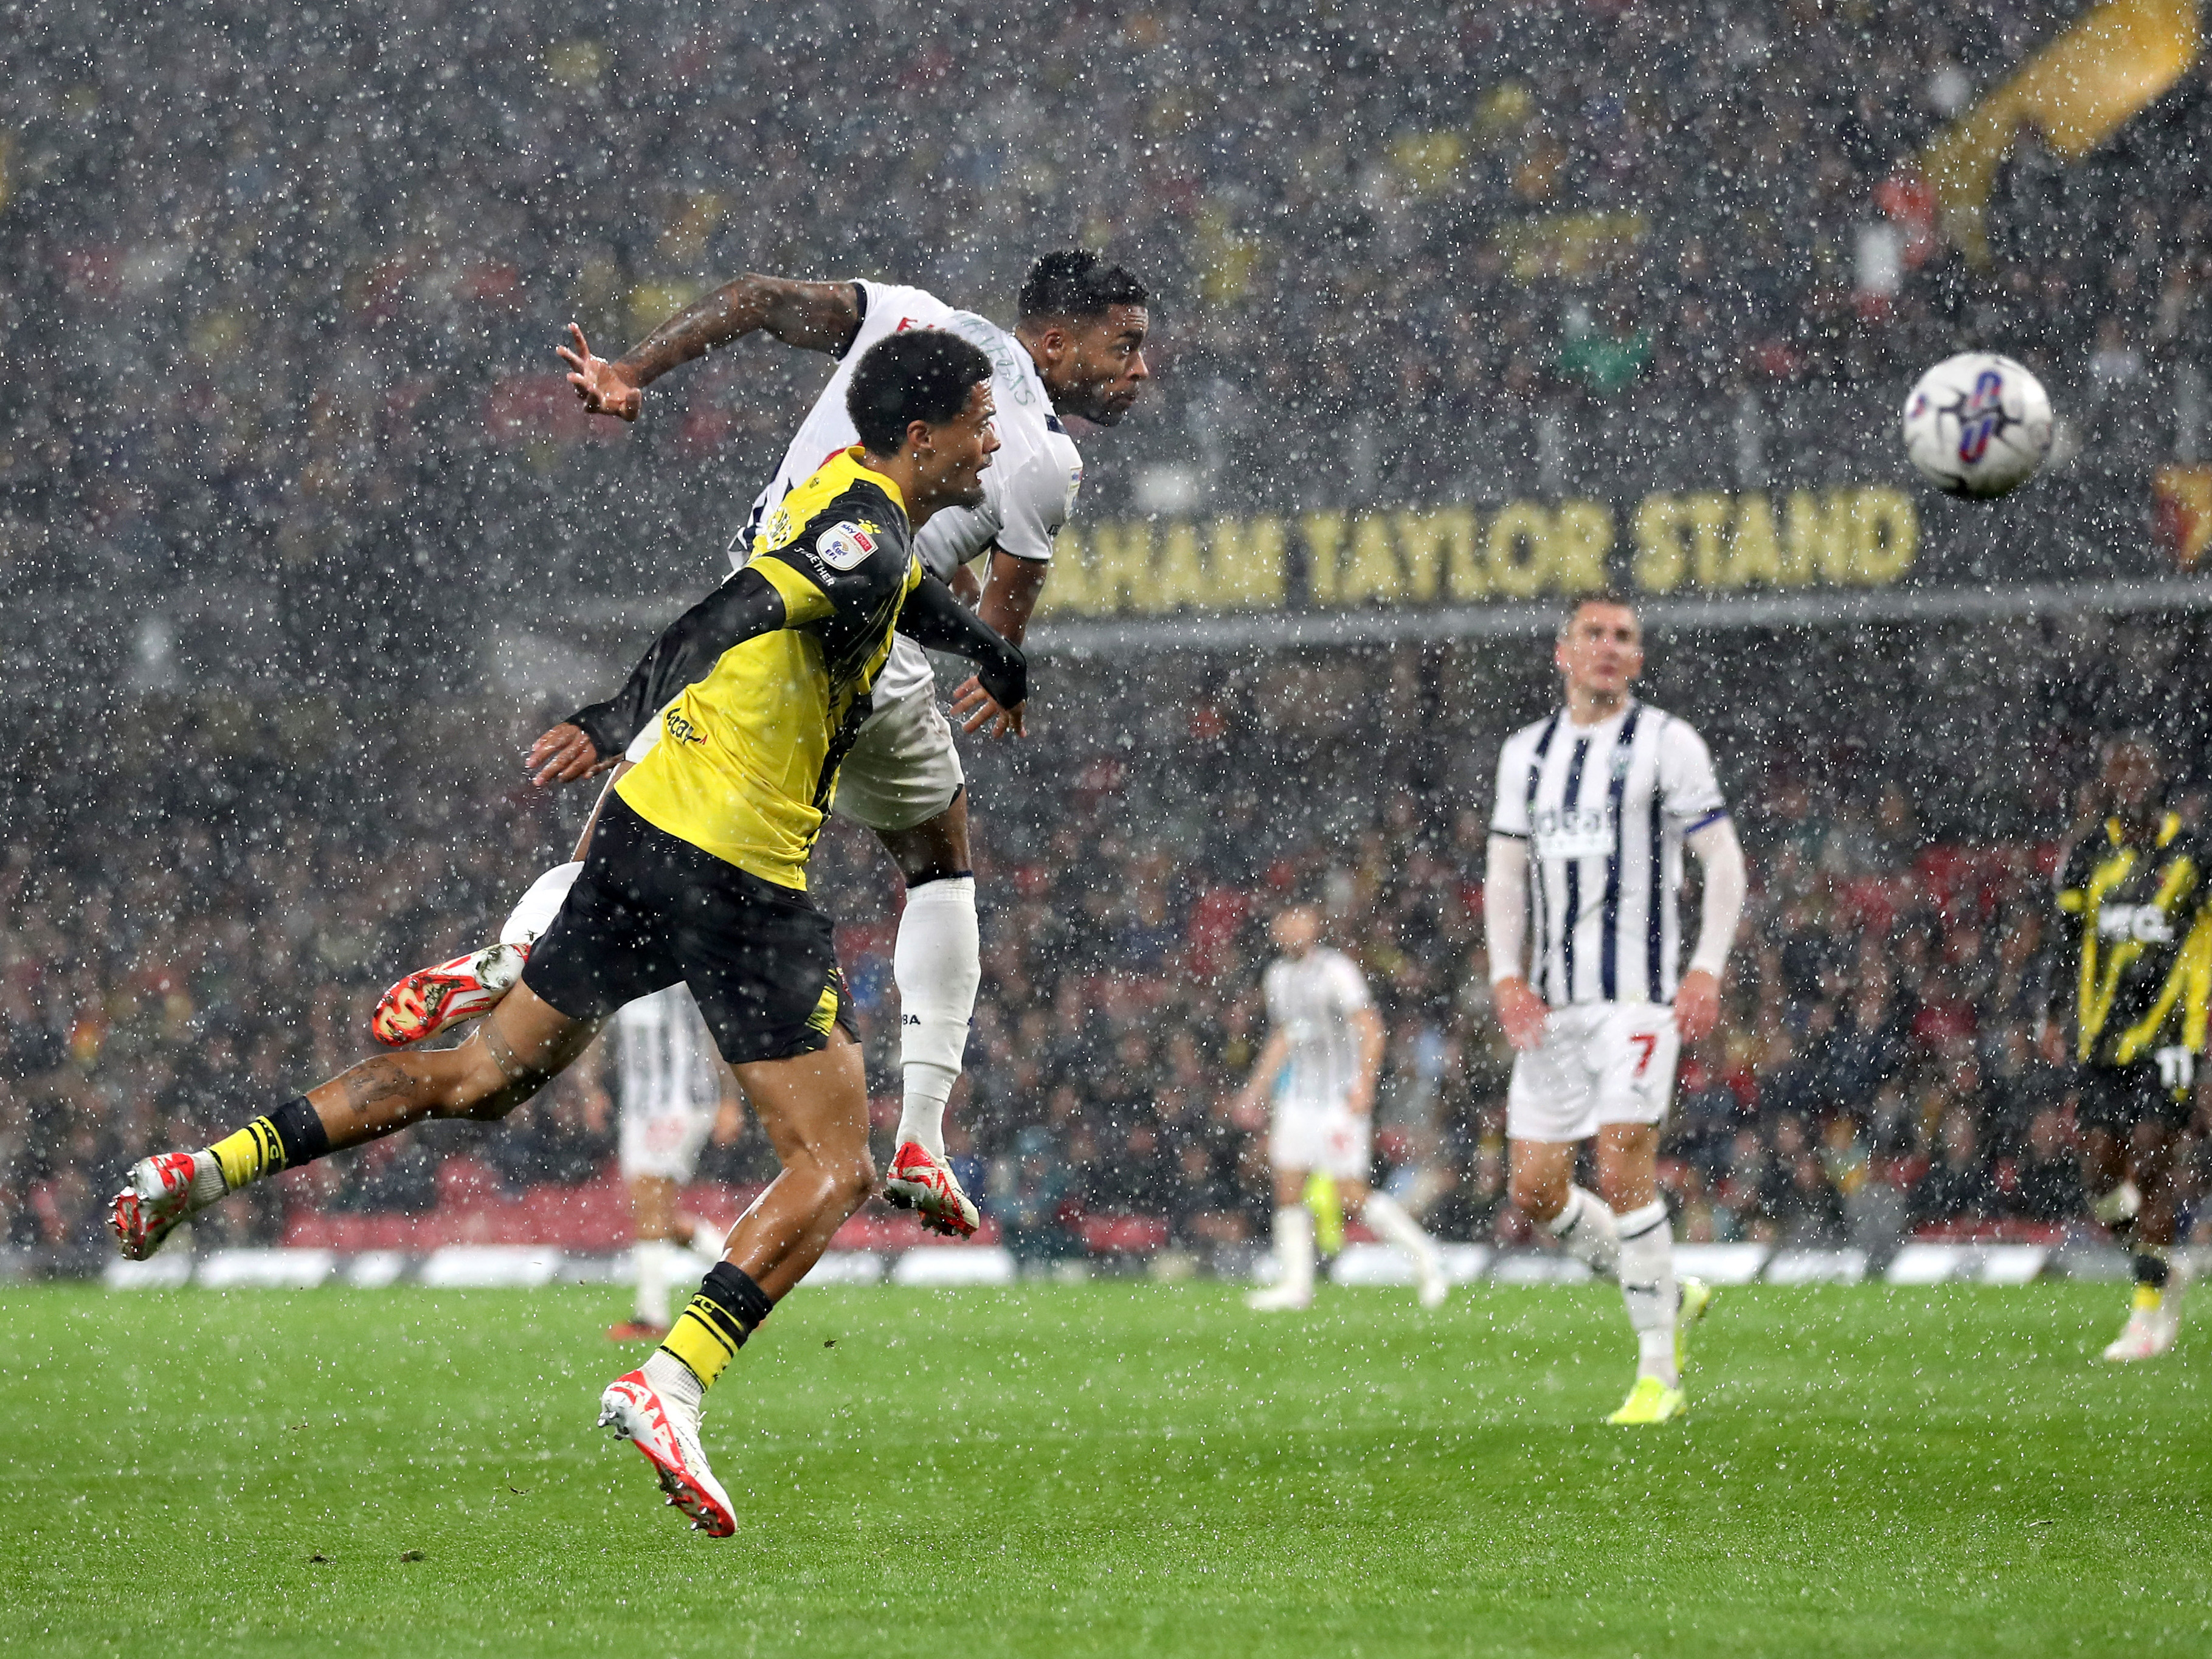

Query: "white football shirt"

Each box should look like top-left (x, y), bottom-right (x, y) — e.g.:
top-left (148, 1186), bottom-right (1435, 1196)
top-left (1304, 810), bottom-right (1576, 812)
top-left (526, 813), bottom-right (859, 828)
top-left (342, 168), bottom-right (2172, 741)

top-left (614, 984), bottom-right (721, 1126)
top-left (1262, 947), bottom-right (1375, 1113)
top-left (738, 280), bottom-right (1083, 705)
top-left (1490, 700), bottom-right (1727, 1007)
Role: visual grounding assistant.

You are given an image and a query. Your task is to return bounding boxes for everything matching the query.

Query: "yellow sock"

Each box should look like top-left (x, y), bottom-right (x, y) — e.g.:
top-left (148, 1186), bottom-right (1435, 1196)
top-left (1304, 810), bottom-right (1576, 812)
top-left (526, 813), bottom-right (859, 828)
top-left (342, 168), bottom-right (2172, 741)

top-left (1305, 1171), bottom-right (1344, 1257)
top-left (661, 1294), bottom-right (745, 1390)
top-left (207, 1117), bottom-right (288, 1191)
top-left (2134, 1283), bottom-right (2165, 1314)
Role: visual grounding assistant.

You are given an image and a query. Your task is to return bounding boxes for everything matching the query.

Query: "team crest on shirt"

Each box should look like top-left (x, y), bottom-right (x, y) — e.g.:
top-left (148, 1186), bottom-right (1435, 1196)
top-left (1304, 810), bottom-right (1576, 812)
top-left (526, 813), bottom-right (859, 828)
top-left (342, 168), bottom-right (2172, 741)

top-left (815, 521), bottom-right (878, 570)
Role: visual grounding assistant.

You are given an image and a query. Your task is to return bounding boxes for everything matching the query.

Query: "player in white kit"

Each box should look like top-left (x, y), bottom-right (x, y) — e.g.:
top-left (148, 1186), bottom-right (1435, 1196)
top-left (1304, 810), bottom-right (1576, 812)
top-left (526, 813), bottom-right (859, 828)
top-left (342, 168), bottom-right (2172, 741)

top-left (1236, 906), bottom-right (1450, 1312)
top-left (1485, 592), bottom-right (1747, 1424)
top-left (607, 984), bottom-right (741, 1341)
top-left (370, 254), bottom-right (1150, 1241)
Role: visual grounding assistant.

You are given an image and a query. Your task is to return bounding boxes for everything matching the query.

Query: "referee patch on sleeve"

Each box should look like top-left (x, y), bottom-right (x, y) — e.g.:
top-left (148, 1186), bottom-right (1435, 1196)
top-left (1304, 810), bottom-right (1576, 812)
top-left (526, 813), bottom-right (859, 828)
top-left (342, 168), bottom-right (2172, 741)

top-left (815, 522), bottom-right (879, 571)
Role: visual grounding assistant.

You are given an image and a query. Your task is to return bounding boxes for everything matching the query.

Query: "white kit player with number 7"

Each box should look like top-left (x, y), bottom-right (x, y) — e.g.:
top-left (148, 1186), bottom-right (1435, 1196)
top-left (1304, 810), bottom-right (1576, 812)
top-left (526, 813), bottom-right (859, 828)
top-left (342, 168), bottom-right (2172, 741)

top-left (1485, 592), bottom-right (1747, 1425)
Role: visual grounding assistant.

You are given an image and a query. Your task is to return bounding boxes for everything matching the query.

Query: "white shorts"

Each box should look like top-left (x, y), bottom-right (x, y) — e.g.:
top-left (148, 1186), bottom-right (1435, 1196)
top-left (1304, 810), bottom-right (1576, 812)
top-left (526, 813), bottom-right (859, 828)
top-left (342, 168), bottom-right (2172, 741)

top-left (1506, 1002), bottom-right (1680, 1144)
top-left (619, 1099), bottom-right (716, 1184)
top-left (1270, 1101), bottom-right (1372, 1182)
top-left (623, 678), bottom-right (963, 835)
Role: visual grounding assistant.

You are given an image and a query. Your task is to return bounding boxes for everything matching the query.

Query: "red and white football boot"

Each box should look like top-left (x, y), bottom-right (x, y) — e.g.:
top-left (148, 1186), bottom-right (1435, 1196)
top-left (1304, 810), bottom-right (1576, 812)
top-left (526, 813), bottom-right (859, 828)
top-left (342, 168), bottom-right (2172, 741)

top-left (370, 940), bottom-right (528, 1046)
top-left (110, 1150), bottom-right (216, 1260)
top-left (598, 1368), bottom-right (736, 1537)
top-left (882, 1141), bottom-right (980, 1238)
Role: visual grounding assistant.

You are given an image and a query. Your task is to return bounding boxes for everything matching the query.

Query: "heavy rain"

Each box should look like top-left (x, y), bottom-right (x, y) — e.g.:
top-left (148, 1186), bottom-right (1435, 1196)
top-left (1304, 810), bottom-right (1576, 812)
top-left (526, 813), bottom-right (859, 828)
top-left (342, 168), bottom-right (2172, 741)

top-left (2, 2), bottom-right (2209, 1654)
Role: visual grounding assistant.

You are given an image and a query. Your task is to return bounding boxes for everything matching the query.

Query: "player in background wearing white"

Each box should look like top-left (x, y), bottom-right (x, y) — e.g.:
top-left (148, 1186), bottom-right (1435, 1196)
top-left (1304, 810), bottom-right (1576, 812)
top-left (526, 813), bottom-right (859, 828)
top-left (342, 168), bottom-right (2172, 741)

top-left (1485, 593), bottom-right (1747, 1424)
top-left (607, 984), bottom-right (745, 1341)
top-left (1236, 905), bottom-right (1450, 1312)
top-left (371, 253), bottom-right (1150, 1240)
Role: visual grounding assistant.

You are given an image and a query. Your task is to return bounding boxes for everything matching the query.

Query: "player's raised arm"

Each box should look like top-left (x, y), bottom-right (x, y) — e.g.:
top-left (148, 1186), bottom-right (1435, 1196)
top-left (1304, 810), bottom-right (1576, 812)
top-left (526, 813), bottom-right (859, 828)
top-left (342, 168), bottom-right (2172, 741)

top-left (527, 568), bottom-right (791, 785)
top-left (559, 276), bottom-right (865, 419)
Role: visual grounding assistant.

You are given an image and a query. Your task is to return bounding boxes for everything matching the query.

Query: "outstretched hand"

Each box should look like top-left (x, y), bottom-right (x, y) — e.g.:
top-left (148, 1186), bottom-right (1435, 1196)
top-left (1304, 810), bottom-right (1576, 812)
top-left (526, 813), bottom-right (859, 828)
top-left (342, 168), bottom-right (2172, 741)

top-left (951, 675), bottom-right (1026, 738)
top-left (558, 323), bottom-right (642, 421)
top-left (527, 722), bottom-right (616, 787)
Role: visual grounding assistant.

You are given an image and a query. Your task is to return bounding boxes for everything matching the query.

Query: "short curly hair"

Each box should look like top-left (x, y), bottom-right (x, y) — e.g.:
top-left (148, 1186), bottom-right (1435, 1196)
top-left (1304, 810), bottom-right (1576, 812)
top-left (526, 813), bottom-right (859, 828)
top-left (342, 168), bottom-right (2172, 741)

top-left (1017, 250), bottom-right (1149, 322)
top-left (845, 328), bottom-right (995, 455)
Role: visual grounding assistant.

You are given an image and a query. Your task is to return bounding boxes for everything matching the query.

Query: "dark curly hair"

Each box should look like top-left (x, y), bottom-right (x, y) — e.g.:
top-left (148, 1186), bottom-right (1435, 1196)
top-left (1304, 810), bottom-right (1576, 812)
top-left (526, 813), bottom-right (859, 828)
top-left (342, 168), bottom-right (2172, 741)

top-left (1017, 250), bottom-right (1149, 322)
top-left (845, 328), bottom-right (995, 455)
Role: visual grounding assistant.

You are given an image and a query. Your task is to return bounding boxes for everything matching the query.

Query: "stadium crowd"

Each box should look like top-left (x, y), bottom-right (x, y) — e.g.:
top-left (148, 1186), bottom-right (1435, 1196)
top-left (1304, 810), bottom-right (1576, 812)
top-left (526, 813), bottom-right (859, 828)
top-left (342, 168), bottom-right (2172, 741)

top-left (6, 0), bottom-right (2210, 654)
top-left (5, 616), bottom-right (2208, 1272)
top-left (9, 0), bottom-right (2212, 1268)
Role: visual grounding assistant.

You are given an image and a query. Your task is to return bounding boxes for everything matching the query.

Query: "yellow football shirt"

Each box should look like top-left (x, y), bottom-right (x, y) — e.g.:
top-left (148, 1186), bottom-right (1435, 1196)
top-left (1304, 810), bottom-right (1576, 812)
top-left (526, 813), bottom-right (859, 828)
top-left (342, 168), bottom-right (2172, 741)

top-left (615, 447), bottom-right (922, 889)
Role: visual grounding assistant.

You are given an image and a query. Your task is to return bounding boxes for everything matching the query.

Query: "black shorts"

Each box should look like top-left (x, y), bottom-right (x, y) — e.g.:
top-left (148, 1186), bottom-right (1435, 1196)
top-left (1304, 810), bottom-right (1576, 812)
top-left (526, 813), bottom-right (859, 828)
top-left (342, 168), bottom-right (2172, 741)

top-left (2073, 1063), bottom-right (2193, 1136)
top-left (522, 794), bottom-right (854, 1066)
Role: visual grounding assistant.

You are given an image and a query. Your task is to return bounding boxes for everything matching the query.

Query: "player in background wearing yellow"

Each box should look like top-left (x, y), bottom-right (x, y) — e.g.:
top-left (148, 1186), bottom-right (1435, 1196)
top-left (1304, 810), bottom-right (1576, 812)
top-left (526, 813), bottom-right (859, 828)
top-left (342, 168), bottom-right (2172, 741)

top-left (2050, 737), bottom-right (2209, 1362)
top-left (1485, 594), bottom-right (1746, 1424)
top-left (112, 331), bottom-right (1025, 1537)
top-left (374, 253), bottom-right (1150, 1241)
top-left (1234, 904), bottom-right (1450, 1312)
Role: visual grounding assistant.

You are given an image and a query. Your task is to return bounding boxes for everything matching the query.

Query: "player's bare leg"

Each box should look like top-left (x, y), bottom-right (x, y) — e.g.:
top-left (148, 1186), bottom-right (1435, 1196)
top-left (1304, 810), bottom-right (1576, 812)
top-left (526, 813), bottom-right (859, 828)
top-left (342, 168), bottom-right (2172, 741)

top-left (874, 793), bottom-right (981, 1237)
top-left (113, 987), bottom-right (600, 1258)
top-left (2094, 1121), bottom-right (2185, 1361)
top-left (1248, 1165), bottom-right (1318, 1311)
top-left (372, 764), bottom-right (632, 1046)
top-left (1510, 1126), bottom-right (1700, 1422)
top-left (599, 1029), bottom-right (874, 1537)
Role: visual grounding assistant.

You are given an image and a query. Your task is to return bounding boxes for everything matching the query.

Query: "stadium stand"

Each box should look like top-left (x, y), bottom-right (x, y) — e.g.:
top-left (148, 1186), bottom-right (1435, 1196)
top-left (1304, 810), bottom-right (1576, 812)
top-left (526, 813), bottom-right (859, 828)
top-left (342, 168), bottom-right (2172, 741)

top-left (4, 2), bottom-right (2210, 1270)
top-left (4, 616), bottom-right (2207, 1274)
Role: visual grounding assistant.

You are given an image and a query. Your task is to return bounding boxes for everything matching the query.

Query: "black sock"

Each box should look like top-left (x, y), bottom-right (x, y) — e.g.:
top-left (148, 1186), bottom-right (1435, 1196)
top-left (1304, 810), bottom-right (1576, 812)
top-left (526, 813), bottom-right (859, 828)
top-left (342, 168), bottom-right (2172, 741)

top-left (702, 1261), bottom-right (775, 1333)
top-left (268, 1095), bottom-right (332, 1166)
top-left (2134, 1251), bottom-right (2170, 1289)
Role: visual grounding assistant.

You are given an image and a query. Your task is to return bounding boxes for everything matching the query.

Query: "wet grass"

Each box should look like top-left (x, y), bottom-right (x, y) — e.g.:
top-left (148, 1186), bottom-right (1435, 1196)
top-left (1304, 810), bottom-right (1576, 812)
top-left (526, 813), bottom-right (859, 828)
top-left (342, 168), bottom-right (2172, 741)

top-left (0, 1281), bottom-right (2205, 1657)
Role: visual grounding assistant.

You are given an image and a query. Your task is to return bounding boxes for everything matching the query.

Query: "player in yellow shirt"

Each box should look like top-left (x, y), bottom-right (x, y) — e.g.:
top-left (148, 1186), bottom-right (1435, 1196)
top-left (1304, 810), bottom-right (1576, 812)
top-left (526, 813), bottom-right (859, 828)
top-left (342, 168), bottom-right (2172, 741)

top-left (109, 329), bottom-right (1024, 1537)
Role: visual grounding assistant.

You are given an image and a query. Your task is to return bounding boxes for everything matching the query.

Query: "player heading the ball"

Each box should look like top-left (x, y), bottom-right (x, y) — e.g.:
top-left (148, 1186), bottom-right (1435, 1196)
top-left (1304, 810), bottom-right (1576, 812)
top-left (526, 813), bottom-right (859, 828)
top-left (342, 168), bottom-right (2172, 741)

top-left (112, 330), bottom-right (1025, 1539)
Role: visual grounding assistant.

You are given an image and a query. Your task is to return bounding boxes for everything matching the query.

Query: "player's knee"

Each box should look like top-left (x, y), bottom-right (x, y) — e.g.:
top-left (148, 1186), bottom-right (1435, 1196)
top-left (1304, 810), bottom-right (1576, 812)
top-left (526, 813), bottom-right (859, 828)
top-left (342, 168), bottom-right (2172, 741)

top-left (429, 1033), bottom-right (543, 1121)
top-left (1509, 1169), bottom-right (1564, 1222)
top-left (837, 1150), bottom-right (879, 1207)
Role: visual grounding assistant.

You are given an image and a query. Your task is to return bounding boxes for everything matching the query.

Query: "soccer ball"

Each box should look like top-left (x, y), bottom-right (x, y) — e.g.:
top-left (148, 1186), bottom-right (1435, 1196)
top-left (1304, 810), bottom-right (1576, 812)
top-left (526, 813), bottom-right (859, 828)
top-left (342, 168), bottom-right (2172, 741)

top-left (1901, 352), bottom-right (2053, 498)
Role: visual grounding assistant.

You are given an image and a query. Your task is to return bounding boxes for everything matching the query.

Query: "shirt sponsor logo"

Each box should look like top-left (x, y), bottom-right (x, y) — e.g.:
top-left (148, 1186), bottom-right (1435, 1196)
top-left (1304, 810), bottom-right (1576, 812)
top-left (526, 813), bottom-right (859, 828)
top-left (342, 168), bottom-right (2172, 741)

top-left (1533, 805), bottom-right (1614, 861)
top-left (815, 521), bottom-right (878, 571)
top-left (664, 708), bottom-right (705, 745)
top-left (2098, 903), bottom-right (2174, 944)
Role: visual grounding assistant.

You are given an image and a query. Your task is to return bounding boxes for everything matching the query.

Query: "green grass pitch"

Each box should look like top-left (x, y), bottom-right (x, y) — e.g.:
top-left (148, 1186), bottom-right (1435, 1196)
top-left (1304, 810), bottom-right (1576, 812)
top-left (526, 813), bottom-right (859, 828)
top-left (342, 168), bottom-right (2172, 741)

top-left (1, 1281), bottom-right (2205, 1657)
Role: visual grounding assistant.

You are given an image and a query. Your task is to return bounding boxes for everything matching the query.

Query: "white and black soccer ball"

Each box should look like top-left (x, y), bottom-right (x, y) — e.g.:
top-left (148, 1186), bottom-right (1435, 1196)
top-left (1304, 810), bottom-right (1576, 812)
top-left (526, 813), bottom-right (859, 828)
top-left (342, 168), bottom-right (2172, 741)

top-left (1901, 352), bottom-right (2053, 498)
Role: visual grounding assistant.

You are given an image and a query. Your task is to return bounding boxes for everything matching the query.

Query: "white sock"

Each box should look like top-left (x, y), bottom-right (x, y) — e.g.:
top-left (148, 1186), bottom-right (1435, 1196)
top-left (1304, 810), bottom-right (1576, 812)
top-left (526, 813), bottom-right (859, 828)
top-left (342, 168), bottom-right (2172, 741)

top-left (891, 875), bottom-right (979, 1161)
top-left (633, 1240), bottom-right (677, 1328)
top-left (500, 860), bottom-right (583, 947)
top-left (189, 1150), bottom-right (229, 1205)
top-left (641, 1347), bottom-right (703, 1417)
top-left (2091, 1181), bottom-right (2141, 1227)
top-left (1616, 1199), bottom-right (1679, 1385)
top-left (1271, 1204), bottom-right (1316, 1296)
top-left (680, 1215), bottom-right (727, 1271)
top-left (1543, 1185), bottom-right (1620, 1280)
top-left (1361, 1191), bottom-right (1441, 1273)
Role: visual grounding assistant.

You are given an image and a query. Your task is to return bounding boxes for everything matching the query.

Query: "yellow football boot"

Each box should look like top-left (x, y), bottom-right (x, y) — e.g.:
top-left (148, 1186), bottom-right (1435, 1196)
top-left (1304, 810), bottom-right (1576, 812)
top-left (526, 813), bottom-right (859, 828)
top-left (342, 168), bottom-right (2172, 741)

top-left (1607, 1375), bottom-right (1687, 1425)
top-left (1677, 1275), bottom-right (1713, 1372)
